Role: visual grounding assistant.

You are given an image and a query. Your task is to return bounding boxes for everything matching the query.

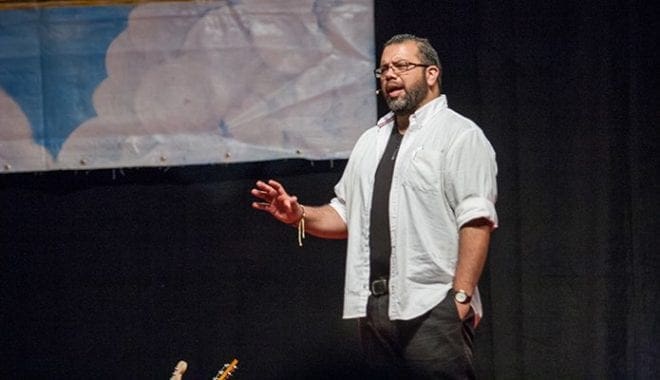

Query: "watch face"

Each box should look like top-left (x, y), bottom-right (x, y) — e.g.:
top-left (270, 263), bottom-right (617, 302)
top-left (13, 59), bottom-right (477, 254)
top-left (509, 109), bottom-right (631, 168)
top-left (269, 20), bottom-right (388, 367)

top-left (455, 291), bottom-right (468, 303)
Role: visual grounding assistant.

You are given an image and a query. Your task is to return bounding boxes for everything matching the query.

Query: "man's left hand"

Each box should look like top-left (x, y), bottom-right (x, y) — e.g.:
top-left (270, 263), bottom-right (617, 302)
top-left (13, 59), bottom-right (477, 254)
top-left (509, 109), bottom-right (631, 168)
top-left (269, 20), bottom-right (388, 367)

top-left (455, 301), bottom-right (471, 321)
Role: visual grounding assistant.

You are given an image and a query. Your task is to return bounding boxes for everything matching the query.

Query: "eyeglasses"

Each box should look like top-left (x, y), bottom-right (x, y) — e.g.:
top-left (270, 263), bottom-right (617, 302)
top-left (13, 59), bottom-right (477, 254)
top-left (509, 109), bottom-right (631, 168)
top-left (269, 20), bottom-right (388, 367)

top-left (374, 60), bottom-right (431, 78)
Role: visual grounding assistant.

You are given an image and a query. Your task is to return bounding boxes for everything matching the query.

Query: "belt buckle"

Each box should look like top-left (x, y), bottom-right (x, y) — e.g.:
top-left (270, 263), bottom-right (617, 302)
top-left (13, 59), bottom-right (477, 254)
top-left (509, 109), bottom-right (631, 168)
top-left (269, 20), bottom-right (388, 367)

top-left (370, 278), bottom-right (388, 296)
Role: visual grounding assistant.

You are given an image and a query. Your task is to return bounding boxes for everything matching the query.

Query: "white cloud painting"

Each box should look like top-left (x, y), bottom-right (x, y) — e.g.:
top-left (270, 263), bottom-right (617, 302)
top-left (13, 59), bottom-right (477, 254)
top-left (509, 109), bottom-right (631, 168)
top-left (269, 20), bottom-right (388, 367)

top-left (0, 0), bottom-right (375, 172)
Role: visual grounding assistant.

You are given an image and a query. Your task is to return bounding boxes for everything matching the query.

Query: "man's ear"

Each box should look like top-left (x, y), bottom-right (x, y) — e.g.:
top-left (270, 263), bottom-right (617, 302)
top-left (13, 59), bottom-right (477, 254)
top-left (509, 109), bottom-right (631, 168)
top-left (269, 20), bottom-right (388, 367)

top-left (426, 65), bottom-right (441, 86)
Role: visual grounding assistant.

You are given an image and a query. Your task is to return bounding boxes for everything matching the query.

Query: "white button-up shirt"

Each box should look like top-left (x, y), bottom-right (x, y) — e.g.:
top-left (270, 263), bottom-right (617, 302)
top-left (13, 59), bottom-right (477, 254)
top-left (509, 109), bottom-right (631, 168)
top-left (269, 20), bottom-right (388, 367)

top-left (329, 95), bottom-right (498, 320)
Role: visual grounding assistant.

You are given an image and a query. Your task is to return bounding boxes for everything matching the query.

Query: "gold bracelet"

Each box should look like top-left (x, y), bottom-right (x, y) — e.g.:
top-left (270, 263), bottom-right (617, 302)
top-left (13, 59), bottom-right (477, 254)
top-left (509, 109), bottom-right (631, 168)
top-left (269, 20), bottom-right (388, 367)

top-left (296, 205), bottom-right (306, 247)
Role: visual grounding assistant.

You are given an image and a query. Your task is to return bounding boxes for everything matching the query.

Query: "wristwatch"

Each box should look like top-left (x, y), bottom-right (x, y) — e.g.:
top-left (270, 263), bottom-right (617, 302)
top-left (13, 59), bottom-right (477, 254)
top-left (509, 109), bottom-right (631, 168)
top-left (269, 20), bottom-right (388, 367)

top-left (454, 289), bottom-right (472, 304)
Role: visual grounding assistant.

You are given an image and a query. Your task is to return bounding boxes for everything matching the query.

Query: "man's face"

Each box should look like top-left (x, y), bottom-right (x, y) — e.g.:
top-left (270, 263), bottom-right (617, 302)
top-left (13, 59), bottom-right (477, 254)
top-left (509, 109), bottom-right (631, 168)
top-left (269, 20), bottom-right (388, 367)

top-left (378, 41), bottom-right (429, 116)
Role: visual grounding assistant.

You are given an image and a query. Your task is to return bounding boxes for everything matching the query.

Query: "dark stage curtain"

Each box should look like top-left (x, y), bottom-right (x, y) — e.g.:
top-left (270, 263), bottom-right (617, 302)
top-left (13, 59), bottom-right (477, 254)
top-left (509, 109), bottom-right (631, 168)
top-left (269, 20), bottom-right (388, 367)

top-left (1, 161), bottom-right (366, 379)
top-left (1, 1), bottom-right (657, 379)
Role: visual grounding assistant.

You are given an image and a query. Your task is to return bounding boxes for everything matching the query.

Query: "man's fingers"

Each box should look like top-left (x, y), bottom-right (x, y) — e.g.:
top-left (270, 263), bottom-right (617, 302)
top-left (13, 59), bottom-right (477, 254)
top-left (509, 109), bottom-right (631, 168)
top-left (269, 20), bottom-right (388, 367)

top-left (251, 201), bottom-right (271, 210)
top-left (268, 179), bottom-right (287, 195)
top-left (253, 180), bottom-right (281, 202)
top-left (255, 180), bottom-right (291, 201)
top-left (251, 188), bottom-right (270, 201)
top-left (268, 179), bottom-right (282, 187)
top-left (254, 180), bottom-right (275, 193)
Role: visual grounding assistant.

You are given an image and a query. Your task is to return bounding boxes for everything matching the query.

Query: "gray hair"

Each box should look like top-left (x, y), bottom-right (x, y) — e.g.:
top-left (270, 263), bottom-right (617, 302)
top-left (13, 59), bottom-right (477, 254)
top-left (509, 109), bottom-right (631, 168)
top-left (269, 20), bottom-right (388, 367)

top-left (384, 34), bottom-right (442, 71)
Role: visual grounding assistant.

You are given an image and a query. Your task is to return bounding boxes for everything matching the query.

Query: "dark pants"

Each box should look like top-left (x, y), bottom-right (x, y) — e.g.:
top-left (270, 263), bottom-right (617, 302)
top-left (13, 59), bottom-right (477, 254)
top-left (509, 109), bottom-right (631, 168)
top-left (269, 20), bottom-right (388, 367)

top-left (358, 290), bottom-right (476, 379)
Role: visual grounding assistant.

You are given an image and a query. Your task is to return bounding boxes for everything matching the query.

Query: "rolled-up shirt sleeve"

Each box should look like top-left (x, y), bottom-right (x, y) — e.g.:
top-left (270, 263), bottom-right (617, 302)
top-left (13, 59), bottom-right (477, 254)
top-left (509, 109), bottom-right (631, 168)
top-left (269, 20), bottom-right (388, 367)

top-left (445, 128), bottom-right (498, 229)
top-left (329, 173), bottom-right (348, 223)
top-left (329, 196), bottom-right (347, 223)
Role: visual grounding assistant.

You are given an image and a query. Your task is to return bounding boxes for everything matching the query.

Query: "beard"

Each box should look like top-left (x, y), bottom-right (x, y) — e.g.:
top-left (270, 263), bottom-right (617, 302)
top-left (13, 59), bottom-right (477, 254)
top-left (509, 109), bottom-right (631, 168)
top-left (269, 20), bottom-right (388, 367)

top-left (384, 76), bottom-right (428, 116)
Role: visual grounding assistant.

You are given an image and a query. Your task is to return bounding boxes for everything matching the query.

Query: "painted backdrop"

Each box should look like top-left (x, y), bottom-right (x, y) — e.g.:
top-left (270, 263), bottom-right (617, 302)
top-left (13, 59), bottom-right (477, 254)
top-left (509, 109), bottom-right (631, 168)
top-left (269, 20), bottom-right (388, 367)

top-left (0, 0), bottom-right (375, 173)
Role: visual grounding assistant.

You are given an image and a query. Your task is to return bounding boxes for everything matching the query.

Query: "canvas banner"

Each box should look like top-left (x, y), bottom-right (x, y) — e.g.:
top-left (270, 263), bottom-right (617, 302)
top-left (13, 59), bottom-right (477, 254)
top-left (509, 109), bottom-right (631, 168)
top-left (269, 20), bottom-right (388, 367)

top-left (0, 0), bottom-right (375, 172)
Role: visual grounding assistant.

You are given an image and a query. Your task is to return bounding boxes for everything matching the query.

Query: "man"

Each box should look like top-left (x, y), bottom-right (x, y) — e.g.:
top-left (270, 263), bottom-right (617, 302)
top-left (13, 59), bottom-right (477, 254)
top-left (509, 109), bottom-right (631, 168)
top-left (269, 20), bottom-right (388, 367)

top-left (251, 34), bottom-right (498, 379)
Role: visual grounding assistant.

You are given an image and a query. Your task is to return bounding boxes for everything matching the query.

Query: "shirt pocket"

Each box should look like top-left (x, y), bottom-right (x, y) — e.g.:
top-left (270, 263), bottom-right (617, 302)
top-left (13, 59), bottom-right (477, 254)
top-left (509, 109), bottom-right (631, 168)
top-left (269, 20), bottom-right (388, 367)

top-left (401, 148), bottom-right (444, 192)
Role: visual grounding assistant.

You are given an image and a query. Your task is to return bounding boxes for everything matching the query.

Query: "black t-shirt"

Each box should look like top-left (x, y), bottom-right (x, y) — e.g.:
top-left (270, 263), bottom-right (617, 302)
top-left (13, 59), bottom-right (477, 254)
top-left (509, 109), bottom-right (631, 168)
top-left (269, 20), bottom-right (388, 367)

top-left (369, 124), bottom-right (403, 282)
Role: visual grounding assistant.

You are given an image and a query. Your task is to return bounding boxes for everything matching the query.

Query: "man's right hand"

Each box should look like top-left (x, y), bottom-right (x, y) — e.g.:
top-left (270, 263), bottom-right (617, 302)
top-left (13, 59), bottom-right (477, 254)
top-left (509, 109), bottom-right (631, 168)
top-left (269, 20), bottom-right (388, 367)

top-left (251, 179), bottom-right (304, 225)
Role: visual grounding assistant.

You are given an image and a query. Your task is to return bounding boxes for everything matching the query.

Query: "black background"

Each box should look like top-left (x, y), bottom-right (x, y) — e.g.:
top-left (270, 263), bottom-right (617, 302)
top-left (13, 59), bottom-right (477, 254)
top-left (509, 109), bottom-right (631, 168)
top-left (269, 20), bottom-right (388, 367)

top-left (1, 1), bottom-right (657, 379)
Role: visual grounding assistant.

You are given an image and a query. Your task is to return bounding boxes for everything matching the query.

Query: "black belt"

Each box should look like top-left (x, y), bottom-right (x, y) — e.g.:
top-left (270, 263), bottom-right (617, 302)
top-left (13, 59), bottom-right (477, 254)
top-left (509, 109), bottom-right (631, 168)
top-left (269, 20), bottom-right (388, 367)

top-left (370, 278), bottom-right (389, 296)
